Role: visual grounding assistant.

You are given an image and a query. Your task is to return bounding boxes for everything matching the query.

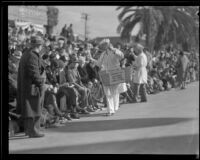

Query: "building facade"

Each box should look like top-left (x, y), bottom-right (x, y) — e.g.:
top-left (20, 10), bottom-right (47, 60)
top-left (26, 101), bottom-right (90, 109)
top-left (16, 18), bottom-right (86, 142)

top-left (8, 6), bottom-right (47, 32)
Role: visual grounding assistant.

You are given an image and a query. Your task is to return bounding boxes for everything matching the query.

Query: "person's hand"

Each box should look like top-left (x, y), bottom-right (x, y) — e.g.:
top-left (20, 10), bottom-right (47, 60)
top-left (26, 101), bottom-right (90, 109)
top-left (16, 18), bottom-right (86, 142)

top-left (53, 87), bottom-right (58, 93)
top-left (47, 84), bottom-right (53, 90)
top-left (93, 79), bottom-right (98, 84)
top-left (108, 43), bottom-right (114, 51)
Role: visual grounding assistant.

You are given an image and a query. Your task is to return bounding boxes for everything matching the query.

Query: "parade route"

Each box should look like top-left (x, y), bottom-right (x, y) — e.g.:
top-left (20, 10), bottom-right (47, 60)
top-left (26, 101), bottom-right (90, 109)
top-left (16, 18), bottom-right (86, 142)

top-left (9, 82), bottom-right (199, 154)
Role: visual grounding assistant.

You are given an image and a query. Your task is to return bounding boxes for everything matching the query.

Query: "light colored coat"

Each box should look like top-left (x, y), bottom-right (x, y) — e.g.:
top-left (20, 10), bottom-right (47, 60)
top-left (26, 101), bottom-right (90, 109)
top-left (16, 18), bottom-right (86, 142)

top-left (133, 52), bottom-right (148, 84)
top-left (96, 49), bottom-right (127, 96)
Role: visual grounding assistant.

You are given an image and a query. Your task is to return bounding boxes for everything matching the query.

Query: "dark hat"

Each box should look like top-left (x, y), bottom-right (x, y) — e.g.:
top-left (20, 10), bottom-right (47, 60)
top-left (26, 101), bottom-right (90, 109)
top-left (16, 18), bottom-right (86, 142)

top-left (13, 50), bottom-right (22, 59)
top-left (179, 51), bottom-right (184, 56)
top-left (42, 53), bottom-right (49, 60)
top-left (60, 55), bottom-right (69, 62)
top-left (69, 56), bottom-right (79, 65)
top-left (58, 36), bottom-right (65, 40)
top-left (49, 52), bottom-right (56, 59)
top-left (30, 36), bottom-right (44, 45)
top-left (58, 59), bottom-right (65, 69)
top-left (69, 60), bottom-right (79, 64)
top-left (51, 59), bottom-right (59, 68)
top-left (11, 38), bottom-right (18, 43)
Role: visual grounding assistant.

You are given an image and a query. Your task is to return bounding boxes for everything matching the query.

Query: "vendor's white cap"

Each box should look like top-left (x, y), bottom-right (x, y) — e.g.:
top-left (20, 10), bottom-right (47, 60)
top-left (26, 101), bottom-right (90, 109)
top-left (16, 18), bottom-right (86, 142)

top-left (99, 38), bottom-right (110, 45)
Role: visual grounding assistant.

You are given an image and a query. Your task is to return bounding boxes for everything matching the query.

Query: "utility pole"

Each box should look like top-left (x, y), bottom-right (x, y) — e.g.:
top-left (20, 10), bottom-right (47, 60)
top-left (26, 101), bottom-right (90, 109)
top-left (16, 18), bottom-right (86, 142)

top-left (81, 13), bottom-right (89, 41)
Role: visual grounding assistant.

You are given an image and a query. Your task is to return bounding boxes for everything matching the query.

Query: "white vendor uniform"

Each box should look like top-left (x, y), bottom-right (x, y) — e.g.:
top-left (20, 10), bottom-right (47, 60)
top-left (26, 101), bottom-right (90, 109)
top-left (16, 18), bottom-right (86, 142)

top-left (97, 48), bottom-right (127, 114)
top-left (133, 51), bottom-right (148, 84)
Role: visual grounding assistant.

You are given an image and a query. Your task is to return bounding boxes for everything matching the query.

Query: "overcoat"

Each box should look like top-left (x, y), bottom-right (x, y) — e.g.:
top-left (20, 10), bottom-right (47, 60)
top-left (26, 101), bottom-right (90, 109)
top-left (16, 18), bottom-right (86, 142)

top-left (16, 48), bottom-right (45, 118)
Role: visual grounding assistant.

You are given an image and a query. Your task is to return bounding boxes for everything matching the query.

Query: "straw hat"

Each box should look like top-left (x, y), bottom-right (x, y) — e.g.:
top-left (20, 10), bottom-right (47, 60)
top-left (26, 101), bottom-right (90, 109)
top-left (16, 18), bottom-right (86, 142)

top-left (30, 36), bottom-right (44, 45)
top-left (99, 39), bottom-right (110, 46)
top-left (13, 50), bottom-right (22, 59)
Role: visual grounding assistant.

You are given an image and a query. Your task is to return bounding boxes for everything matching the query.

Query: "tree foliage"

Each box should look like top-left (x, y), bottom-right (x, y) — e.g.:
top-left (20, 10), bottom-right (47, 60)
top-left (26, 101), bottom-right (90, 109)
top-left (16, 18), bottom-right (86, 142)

top-left (46, 6), bottom-right (59, 34)
top-left (117, 6), bottom-right (199, 51)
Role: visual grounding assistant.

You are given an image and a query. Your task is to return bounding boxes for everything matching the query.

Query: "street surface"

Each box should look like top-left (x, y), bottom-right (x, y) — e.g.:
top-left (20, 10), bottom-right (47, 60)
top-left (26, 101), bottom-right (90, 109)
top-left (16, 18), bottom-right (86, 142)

top-left (9, 82), bottom-right (199, 154)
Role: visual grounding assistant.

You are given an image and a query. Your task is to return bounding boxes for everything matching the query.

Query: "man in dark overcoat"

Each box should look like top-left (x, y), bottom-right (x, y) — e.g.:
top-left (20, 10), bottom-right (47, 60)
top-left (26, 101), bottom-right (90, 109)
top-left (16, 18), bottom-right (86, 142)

top-left (16, 36), bottom-right (46, 138)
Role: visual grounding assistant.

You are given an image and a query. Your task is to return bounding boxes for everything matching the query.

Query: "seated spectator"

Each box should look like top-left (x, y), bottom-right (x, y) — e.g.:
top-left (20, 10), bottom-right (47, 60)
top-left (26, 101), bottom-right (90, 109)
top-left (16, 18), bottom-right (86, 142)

top-left (119, 58), bottom-right (134, 103)
top-left (67, 58), bottom-right (94, 114)
top-left (150, 68), bottom-right (164, 92)
top-left (146, 75), bottom-right (154, 94)
top-left (78, 56), bottom-right (89, 85)
top-left (85, 60), bottom-right (106, 108)
top-left (45, 59), bottom-right (80, 120)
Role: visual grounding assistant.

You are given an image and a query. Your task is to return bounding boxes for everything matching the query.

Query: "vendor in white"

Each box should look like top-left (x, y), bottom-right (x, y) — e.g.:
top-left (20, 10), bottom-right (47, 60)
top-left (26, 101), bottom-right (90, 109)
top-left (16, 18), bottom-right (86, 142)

top-left (132, 43), bottom-right (148, 102)
top-left (92, 39), bottom-right (127, 116)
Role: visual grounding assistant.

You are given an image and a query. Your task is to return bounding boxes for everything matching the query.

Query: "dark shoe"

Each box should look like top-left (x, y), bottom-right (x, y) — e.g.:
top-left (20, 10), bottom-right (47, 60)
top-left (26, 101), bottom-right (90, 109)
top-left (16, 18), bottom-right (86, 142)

top-left (141, 100), bottom-right (147, 102)
top-left (64, 113), bottom-right (72, 121)
top-left (57, 112), bottom-right (65, 117)
top-left (81, 109), bottom-right (90, 114)
top-left (86, 107), bottom-right (95, 112)
top-left (92, 106), bottom-right (97, 110)
top-left (95, 105), bottom-right (101, 109)
top-left (71, 113), bottom-right (80, 119)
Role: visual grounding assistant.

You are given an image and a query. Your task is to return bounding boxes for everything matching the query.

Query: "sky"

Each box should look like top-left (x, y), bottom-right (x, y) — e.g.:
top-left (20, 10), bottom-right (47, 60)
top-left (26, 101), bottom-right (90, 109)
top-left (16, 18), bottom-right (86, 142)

top-left (54, 6), bottom-right (122, 39)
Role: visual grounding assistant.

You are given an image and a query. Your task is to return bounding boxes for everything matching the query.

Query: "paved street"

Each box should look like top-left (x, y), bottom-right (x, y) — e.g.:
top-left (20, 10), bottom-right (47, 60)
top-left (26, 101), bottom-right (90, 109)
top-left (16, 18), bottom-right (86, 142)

top-left (9, 82), bottom-right (199, 154)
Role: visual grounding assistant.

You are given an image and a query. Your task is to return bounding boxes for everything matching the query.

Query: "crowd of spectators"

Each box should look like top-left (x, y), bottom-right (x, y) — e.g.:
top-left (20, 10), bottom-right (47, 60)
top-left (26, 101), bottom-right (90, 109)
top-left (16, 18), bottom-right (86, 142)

top-left (8, 24), bottom-right (199, 136)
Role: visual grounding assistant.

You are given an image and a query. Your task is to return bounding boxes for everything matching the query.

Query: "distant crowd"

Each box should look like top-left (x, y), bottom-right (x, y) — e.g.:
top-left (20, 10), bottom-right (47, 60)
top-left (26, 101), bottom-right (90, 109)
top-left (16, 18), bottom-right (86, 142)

top-left (8, 23), bottom-right (199, 137)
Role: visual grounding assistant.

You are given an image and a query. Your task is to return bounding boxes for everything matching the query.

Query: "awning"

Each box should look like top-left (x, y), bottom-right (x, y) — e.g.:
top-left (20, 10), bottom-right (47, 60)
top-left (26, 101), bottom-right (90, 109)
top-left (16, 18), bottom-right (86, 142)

top-left (15, 21), bottom-right (45, 33)
top-left (33, 24), bottom-right (45, 33)
top-left (15, 21), bottom-right (31, 30)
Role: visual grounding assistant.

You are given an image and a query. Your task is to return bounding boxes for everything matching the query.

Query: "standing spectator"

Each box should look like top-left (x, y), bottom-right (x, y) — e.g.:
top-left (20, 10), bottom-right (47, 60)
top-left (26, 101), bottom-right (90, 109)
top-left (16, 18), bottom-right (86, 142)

top-left (17, 27), bottom-right (26, 43)
top-left (132, 43), bottom-right (148, 102)
top-left (176, 51), bottom-right (190, 89)
top-left (60, 24), bottom-right (69, 38)
top-left (67, 24), bottom-right (74, 42)
top-left (66, 42), bottom-right (73, 55)
top-left (124, 47), bottom-right (135, 67)
top-left (16, 36), bottom-right (46, 138)
top-left (83, 43), bottom-right (92, 62)
top-left (77, 56), bottom-right (89, 85)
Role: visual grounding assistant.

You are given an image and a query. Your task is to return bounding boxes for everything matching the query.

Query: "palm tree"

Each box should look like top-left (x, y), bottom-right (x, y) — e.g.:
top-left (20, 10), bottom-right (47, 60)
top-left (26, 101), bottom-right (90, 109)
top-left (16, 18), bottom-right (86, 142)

top-left (116, 6), bottom-right (199, 52)
top-left (46, 6), bottom-right (59, 35)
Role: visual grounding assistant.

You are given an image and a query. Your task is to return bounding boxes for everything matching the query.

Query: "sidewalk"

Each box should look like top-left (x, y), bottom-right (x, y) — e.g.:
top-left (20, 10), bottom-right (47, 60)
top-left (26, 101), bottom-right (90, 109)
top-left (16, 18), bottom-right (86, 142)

top-left (9, 82), bottom-right (199, 154)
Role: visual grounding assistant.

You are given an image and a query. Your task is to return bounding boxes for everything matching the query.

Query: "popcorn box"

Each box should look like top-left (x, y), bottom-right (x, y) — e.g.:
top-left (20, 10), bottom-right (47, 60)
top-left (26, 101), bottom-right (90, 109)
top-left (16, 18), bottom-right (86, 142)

top-left (99, 68), bottom-right (125, 86)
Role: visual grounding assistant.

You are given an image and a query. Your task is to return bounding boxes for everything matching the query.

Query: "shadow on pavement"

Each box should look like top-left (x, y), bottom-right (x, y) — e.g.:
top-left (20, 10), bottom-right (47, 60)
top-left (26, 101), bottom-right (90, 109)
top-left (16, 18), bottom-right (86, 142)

top-left (79, 112), bottom-right (106, 118)
top-left (10, 134), bottom-right (199, 154)
top-left (47, 117), bottom-right (193, 133)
